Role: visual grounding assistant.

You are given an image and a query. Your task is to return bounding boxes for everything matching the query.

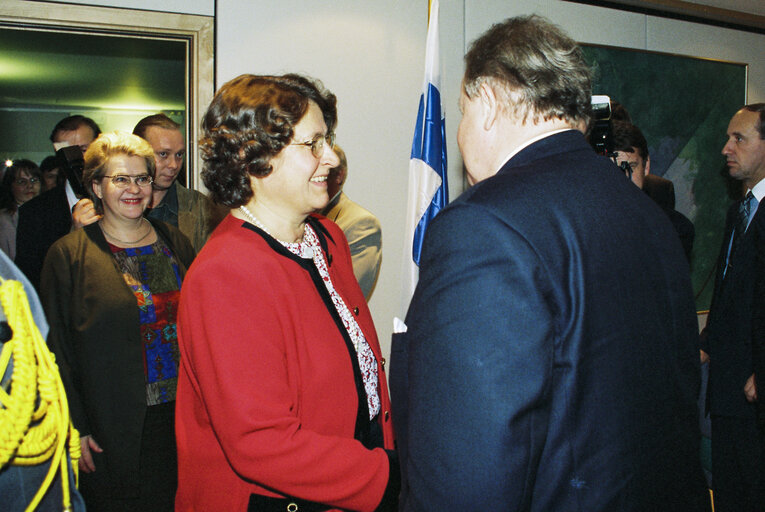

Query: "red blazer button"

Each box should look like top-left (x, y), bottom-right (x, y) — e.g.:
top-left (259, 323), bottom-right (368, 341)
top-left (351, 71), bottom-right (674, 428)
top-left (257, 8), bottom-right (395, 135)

top-left (353, 307), bottom-right (359, 315)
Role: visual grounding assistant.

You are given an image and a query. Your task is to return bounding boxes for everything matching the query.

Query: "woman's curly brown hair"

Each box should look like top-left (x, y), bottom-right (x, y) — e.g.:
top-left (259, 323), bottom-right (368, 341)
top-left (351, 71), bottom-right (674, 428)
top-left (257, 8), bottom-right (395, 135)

top-left (200, 74), bottom-right (337, 207)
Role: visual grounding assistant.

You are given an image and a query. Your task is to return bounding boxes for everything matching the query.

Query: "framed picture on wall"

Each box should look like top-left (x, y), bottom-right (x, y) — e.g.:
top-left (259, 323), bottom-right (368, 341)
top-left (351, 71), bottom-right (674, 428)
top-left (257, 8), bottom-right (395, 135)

top-left (581, 44), bottom-right (747, 311)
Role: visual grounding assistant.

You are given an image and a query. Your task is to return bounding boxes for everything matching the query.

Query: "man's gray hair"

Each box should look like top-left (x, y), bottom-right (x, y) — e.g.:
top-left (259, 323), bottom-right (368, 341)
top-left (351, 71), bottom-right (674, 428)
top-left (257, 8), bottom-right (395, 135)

top-left (464, 15), bottom-right (592, 127)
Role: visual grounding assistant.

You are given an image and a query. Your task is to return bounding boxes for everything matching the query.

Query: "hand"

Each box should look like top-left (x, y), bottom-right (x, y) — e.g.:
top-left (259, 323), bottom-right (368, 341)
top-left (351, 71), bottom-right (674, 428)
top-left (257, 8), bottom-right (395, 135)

top-left (79, 435), bottom-right (103, 473)
top-left (700, 350), bottom-right (710, 364)
top-left (744, 374), bottom-right (758, 403)
top-left (72, 199), bottom-right (101, 229)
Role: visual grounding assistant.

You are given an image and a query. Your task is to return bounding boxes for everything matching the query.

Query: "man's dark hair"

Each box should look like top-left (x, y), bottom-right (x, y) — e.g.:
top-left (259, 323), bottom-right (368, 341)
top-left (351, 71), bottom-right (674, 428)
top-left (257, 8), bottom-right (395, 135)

top-left (39, 155), bottom-right (58, 174)
top-left (133, 113), bottom-right (182, 139)
top-left (39, 155), bottom-right (64, 188)
top-left (743, 103), bottom-right (765, 140)
top-left (463, 14), bottom-right (592, 127)
top-left (612, 121), bottom-right (648, 162)
top-left (49, 115), bottom-right (101, 143)
top-left (610, 101), bottom-right (632, 123)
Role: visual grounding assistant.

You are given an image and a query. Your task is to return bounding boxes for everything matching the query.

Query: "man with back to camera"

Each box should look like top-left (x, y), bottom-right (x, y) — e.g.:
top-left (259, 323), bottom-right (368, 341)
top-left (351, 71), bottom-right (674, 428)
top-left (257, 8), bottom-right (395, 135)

top-left (320, 144), bottom-right (382, 300)
top-left (611, 120), bottom-right (695, 261)
top-left (700, 103), bottom-right (765, 512)
top-left (389, 15), bottom-right (710, 511)
top-left (133, 113), bottom-right (224, 252)
top-left (16, 115), bottom-right (101, 289)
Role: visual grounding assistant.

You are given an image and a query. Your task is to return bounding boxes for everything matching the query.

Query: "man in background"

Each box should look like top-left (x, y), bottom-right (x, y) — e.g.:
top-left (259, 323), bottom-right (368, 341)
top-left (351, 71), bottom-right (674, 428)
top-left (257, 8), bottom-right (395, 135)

top-left (701, 103), bottom-right (765, 512)
top-left (390, 15), bottom-right (709, 511)
top-left (16, 115), bottom-right (100, 289)
top-left (321, 145), bottom-right (382, 300)
top-left (612, 120), bottom-right (695, 261)
top-left (38, 155), bottom-right (61, 192)
top-left (133, 113), bottom-right (224, 252)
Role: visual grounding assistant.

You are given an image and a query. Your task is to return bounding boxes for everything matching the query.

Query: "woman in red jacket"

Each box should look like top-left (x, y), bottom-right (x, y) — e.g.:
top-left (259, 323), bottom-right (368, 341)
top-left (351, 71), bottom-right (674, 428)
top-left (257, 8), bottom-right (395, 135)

top-left (175, 74), bottom-right (398, 512)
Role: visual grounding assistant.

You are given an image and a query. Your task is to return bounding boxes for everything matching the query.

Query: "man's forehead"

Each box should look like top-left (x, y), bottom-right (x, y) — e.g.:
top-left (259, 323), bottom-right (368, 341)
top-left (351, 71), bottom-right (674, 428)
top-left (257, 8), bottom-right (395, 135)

top-left (728, 110), bottom-right (758, 134)
top-left (145, 126), bottom-right (185, 149)
top-left (54, 125), bottom-right (95, 143)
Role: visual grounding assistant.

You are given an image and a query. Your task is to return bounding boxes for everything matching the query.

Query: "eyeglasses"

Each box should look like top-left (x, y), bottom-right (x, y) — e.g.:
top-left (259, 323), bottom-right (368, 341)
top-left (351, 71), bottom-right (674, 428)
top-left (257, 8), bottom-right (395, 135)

top-left (101, 174), bottom-right (154, 188)
top-left (289, 132), bottom-right (336, 159)
top-left (14, 178), bottom-right (40, 187)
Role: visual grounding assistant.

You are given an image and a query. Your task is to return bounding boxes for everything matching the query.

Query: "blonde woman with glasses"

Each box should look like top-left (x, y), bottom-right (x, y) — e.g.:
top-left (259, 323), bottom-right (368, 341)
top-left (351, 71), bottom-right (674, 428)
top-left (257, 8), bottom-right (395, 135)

top-left (40, 131), bottom-right (195, 511)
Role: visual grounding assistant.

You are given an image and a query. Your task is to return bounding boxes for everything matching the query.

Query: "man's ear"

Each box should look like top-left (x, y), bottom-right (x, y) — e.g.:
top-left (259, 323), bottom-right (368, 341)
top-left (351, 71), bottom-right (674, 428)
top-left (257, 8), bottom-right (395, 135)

top-left (645, 155), bottom-right (651, 176)
top-left (478, 81), bottom-right (499, 131)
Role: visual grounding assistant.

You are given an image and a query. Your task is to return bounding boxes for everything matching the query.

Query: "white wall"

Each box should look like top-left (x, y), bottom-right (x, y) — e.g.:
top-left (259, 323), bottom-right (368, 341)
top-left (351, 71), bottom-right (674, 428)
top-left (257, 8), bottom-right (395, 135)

top-left (215, 0), bottom-right (764, 359)
top-left (217, 0), bottom-right (465, 355)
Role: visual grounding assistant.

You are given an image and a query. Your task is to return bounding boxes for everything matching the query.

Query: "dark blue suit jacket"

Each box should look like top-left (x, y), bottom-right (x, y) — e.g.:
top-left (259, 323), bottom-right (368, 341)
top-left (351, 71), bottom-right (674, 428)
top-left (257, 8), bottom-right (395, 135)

top-left (390, 131), bottom-right (709, 511)
top-left (16, 186), bottom-right (72, 290)
top-left (703, 198), bottom-right (765, 420)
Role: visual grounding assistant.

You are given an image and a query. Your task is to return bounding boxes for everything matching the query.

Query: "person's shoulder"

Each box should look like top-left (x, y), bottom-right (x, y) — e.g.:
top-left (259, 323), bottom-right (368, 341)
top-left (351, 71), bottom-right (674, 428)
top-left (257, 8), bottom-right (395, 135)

top-left (184, 217), bottom-right (277, 283)
top-left (46, 223), bottom-right (91, 256)
top-left (0, 209), bottom-right (15, 225)
top-left (335, 194), bottom-right (380, 230)
top-left (176, 182), bottom-right (214, 204)
top-left (341, 193), bottom-right (378, 218)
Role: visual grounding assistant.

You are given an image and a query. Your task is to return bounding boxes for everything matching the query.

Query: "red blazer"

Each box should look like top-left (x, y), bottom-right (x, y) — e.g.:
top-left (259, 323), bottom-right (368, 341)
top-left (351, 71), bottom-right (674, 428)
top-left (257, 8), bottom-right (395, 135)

top-left (175, 214), bottom-right (394, 512)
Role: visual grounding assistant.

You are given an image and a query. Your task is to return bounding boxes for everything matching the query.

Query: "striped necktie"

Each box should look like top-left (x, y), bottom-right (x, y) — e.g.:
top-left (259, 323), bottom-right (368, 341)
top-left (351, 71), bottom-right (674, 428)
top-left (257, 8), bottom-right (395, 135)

top-left (728, 191), bottom-right (755, 270)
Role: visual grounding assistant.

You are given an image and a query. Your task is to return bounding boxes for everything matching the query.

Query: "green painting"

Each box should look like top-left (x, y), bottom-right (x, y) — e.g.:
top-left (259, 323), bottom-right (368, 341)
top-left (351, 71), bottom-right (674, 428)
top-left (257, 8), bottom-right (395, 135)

top-left (582, 44), bottom-right (748, 311)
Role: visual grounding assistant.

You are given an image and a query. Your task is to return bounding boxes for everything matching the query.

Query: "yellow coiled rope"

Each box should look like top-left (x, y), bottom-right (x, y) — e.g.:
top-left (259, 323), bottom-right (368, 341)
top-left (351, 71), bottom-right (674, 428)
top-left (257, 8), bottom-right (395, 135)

top-left (0, 278), bottom-right (80, 511)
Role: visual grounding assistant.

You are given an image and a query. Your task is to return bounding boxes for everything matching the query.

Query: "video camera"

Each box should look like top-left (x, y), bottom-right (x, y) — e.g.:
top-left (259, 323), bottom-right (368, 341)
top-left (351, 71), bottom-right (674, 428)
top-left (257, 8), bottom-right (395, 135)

top-left (589, 95), bottom-right (632, 178)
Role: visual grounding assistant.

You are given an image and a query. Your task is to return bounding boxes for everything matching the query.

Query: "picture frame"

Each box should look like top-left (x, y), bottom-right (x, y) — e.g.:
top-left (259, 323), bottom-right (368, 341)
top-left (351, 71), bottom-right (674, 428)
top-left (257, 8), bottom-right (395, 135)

top-left (581, 44), bottom-right (748, 311)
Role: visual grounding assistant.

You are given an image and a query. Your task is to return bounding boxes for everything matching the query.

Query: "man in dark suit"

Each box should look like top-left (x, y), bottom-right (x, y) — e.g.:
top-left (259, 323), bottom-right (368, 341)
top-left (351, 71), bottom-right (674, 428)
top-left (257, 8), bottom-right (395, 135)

top-left (16, 115), bottom-right (101, 289)
top-left (701, 103), bottom-right (765, 512)
top-left (612, 121), bottom-right (695, 261)
top-left (390, 15), bottom-right (709, 511)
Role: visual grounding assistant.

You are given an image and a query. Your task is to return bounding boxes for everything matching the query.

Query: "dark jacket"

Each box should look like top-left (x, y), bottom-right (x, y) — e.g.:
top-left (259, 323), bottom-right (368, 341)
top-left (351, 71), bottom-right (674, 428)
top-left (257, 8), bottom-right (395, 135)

top-left (703, 200), bottom-right (765, 421)
top-left (40, 219), bottom-right (194, 497)
top-left (391, 131), bottom-right (709, 511)
top-left (16, 186), bottom-right (72, 290)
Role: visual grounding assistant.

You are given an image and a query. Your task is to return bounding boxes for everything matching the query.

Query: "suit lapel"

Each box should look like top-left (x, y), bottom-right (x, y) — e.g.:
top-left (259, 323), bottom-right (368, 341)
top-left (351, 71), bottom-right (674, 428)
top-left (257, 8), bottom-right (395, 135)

top-left (716, 198), bottom-right (765, 293)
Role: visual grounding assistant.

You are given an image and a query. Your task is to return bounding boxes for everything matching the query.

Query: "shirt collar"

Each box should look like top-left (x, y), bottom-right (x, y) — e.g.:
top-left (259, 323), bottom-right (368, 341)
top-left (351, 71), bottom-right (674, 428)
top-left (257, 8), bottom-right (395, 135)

top-left (64, 181), bottom-right (79, 213)
top-left (749, 179), bottom-right (765, 204)
top-left (495, 128), bottom-right (576, 173)
top-left (155, 181), bottom-right (179, 215)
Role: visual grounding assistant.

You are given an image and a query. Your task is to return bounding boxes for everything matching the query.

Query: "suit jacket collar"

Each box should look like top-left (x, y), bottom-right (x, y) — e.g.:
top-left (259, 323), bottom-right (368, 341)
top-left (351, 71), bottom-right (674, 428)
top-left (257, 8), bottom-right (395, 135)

top-left (499, 129), bottom-right (590, 174)
top-left (715, 197), bottom-right (765, 287)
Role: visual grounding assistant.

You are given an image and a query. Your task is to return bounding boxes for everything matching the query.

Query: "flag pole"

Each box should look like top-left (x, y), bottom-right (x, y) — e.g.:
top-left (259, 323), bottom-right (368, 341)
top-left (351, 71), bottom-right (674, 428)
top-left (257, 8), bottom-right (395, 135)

top-left (396, 0), bottom-right (448, 324)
